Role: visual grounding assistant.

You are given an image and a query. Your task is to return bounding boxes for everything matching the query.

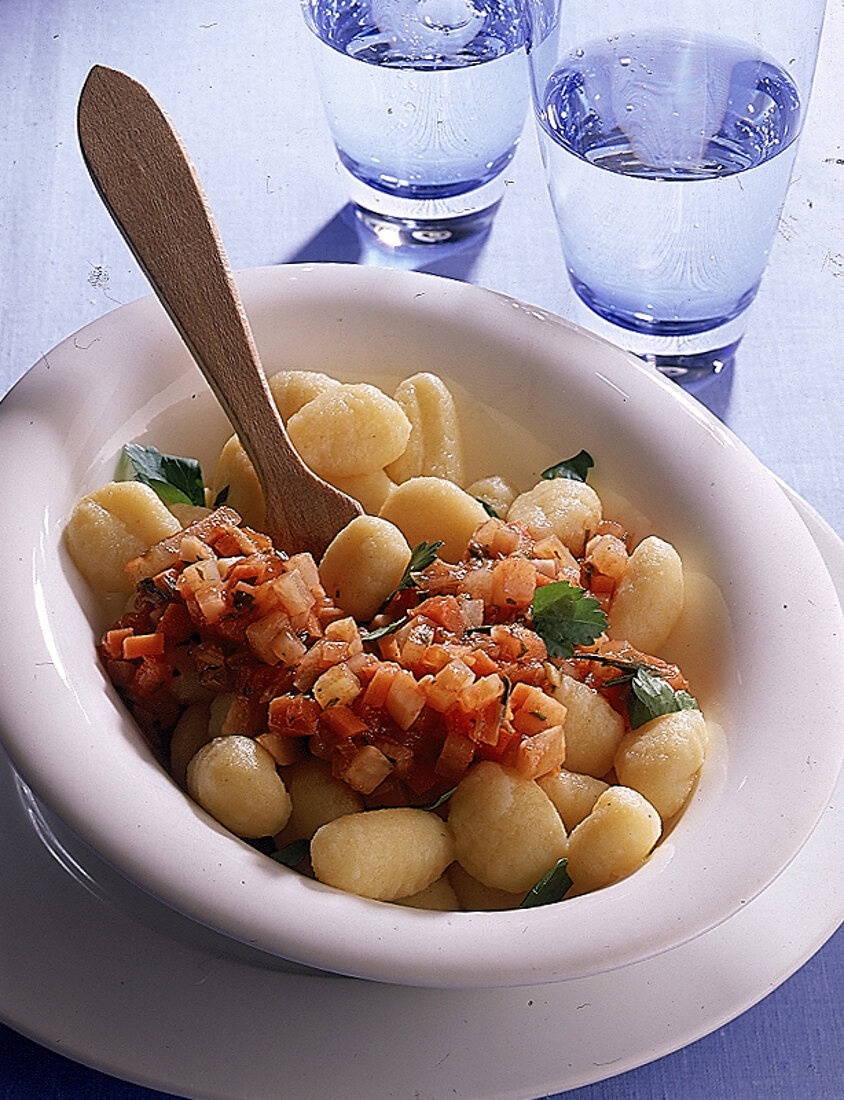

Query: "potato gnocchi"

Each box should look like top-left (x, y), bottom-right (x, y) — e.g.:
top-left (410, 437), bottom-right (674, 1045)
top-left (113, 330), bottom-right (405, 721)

top-left (67, 366), bottom-right (708, 913)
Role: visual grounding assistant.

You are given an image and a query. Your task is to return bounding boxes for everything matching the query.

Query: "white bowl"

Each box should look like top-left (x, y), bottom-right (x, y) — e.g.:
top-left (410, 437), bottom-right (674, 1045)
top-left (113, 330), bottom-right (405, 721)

top-left (0, 264), bottom-right (841, 988)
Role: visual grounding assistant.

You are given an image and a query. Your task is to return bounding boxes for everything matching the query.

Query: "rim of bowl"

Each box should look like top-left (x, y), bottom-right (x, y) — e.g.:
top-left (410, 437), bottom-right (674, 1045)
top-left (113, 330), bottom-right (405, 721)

top-left (0, 263), bottom-right (841, 988)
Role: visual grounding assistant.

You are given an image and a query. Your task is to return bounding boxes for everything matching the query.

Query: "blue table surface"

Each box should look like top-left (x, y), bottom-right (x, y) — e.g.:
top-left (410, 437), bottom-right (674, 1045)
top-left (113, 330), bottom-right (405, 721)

top-left (1, 2), bottom-right (841, 1097)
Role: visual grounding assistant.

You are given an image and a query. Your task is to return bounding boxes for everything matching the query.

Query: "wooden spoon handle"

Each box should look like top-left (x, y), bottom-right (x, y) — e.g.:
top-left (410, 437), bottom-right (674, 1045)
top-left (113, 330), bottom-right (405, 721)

top-left (77, 64), bottom-right (361, 556)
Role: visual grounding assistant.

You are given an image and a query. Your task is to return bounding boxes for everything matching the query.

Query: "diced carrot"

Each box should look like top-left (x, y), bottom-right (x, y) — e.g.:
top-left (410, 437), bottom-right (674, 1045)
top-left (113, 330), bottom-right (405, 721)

top-left (418, 643), bottom-right (455, 674)
top-left (510, 684), bottom-right (567, 735)
top-left (588, 573), bottom-right (616, 594)
top-left (122, 632), bottom-right (166, 660)
top-left (103, 627), bottom-right (134, 660)
top-left (464, 649), bottom-right (499, 677)
top-left (376, 633), bottom-right (402, 662)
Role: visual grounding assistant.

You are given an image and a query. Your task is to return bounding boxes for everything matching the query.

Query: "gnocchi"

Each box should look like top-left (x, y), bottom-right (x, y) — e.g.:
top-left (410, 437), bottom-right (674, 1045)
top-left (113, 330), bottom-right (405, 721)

top-left (548, 673), bottom-right (625, 778)
top-left (187, 735), bottom-right (292, 839)
top-left (267, 369), bottom-right (341, 422)
top-left (66, 480), bottom-right (180, 593)
top-left (310, 807), bottom-right (455, 901)
top-left (211, 435), bottom-right (265, 529)
top-left (379, 476), bottom-right (488, 562)
top-left (73, 366), bottom-right (710, 913)
top-left (319, 514), bottom-right (412, 621)
top-left (538, 769), bottom-right (609, 832)
top-left (384, 371), bottom-right (465, 485)
top-left (614, 709), bottom-right (709, 820)
top-left (507, 477), bottom-right (602, 556)
top-left (448, 762), bottom-right (568, 894)
top-left (566, 786), bottom-right (662, 893)
top-left (607, 535), bottom-right (684, 652)
top-left (286, 383), bottom-right (411, 481)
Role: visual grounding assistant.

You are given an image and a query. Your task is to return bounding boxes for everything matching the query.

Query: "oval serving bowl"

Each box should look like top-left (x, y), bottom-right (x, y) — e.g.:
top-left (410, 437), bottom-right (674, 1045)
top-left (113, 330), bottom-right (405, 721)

top-left (0, 263), bottom-right (841, 989)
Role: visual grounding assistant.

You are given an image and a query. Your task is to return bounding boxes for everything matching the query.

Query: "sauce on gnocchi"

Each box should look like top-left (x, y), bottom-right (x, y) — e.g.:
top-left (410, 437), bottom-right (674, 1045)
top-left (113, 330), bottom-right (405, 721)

top-left (67, 370), bottom-right (706, 910)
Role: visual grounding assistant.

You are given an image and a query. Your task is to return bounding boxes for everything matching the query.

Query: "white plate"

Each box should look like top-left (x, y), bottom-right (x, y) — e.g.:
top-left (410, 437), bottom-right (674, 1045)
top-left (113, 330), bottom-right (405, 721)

top-left (1, 264), bottom-right (842, 988)
top-left (1, 482), bottom-right (840, 1100)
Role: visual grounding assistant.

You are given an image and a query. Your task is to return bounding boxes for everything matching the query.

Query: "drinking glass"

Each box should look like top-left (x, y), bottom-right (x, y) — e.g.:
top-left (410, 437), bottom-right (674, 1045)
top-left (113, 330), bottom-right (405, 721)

top-left (300, 0), bottom-right (530, 245)
top-left (525, 0), bottom-right (827, 379)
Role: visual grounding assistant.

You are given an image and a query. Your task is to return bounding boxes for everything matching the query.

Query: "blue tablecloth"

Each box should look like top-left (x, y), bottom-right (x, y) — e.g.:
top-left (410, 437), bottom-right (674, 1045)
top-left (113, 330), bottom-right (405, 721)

top-left (0, 2), bottom-right (841, 1097)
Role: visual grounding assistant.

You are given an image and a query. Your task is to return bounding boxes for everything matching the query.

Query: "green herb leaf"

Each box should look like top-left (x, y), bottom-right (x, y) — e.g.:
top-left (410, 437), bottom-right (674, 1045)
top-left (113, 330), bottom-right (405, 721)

top-left (117, 443), bottom-right (206, 507)
top-left (520, 858), bottom-right (573, 908)
top-left (419, 786), bottom-right (458, 812)
top-left (396, 540), bottom-right (444, 592)
top-left (540, 450), bottom-right (594, 483)
top-left (361, 612), bottom-right (411, 643)
top-left (270, 838), bottom-right (310, 868)
top-left (213, 484), bottom-right (230, 507)
top-left (627, 668), bottom-right (699, 730)
top-left (476, 498), bottom-right (500, 518)
top-left (531, 581), bottom-right (608, 659)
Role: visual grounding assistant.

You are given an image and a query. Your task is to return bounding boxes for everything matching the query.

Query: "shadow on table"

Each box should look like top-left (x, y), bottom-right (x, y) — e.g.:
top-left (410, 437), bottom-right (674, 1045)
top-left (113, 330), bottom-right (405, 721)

top-left (282, 205), bottom-right (491, 283)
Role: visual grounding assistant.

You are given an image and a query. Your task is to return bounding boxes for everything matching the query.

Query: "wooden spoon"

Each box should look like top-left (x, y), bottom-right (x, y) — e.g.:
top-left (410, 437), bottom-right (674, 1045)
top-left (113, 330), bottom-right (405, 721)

top-left (77, 64), bottom-right (362, 557)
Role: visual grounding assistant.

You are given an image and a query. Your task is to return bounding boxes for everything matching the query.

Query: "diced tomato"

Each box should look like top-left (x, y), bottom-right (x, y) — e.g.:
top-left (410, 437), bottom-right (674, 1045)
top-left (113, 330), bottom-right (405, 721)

top-left (414, 595), bottom-right (467, 635)
top-left (155, 602), bottom-right (194, 644)
top-left (267, 694), bottom-right (321, 737)
top-left (336, 744), bottom-right (393, 795)
top-left (513, 724), bottom-right (565, 779)
top-left (385, 669), bottom-right (427, 730)
top-left (490, 556), bottom-right (537, 611)
top-left (132, 655), bottom-right (171, 697)
top-left (362, 663), bottom-right (401, 709)
top-left (435, 727), bottom-right (476, 782)
top-left (320, 704), bottom-right (368, 739)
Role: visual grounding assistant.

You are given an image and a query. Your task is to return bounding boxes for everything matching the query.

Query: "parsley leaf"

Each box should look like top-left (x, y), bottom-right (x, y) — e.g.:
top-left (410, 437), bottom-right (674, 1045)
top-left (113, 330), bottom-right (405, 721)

top-left (476, 498), bottom-right (500, 518)
top-left (627, 668), bottom-right (699, 730)
top-left (270, 838), bottom-right (310, 868)
top-left (419, 786), bottom-right (458, 811)
top-left (117, 443), bottom-right (206, 507)
top-left (531, 581), bottom-right (608, 659)
top-left (396, 540), bottom-right (444, 592)
top-left (520, 858), bottom-right (573, 908)
top-left (361, 613), bottom-right (410, 643)
top-left (540, 450), bottom-right (594, 483)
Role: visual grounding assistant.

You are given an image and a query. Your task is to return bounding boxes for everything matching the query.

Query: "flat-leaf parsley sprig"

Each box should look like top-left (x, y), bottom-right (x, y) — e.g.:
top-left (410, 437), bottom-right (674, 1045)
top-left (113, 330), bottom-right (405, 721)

top-left (117, 443), bottom-right (206, 507)
top-left (530, 580), bottom-right (608, 659)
